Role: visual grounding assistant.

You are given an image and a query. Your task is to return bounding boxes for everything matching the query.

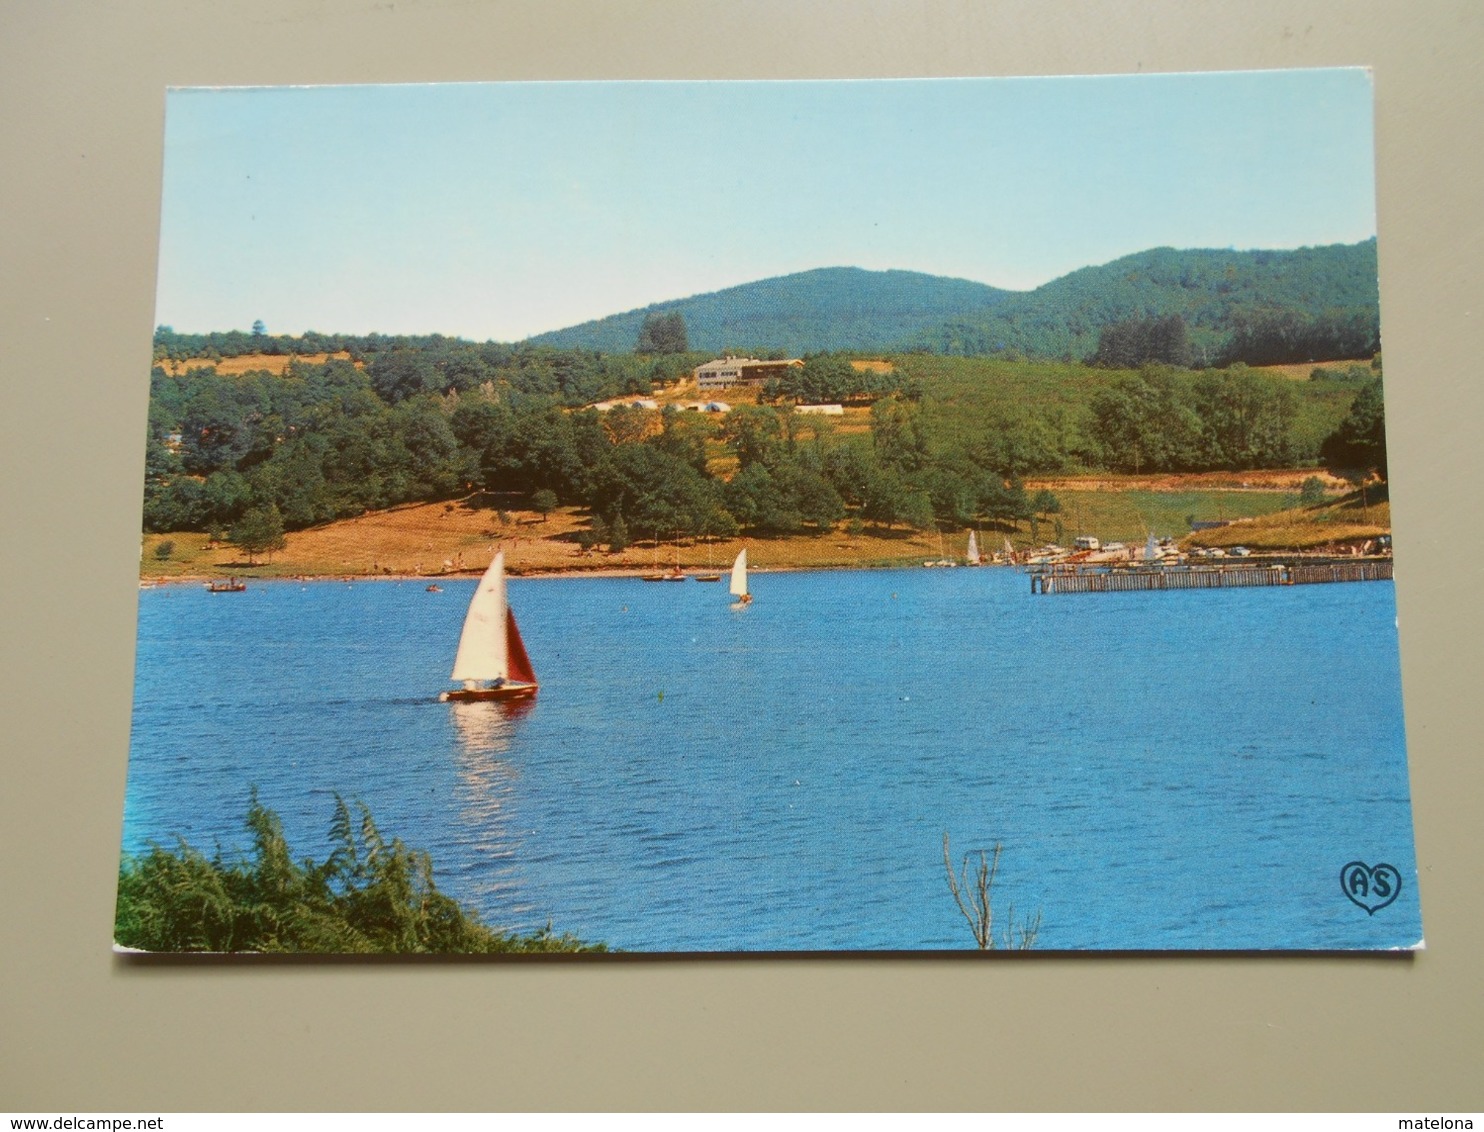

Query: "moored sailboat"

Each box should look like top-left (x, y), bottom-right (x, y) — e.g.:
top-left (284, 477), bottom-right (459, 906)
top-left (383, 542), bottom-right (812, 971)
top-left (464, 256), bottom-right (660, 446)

top-left (966, 529), bottom-right (980, 565)
top-left (729, 548), bottom-right (751, 604)
top-left (642, 539), bottom-right (687, 581)
top-left (439, 550), bottom-right (538, 702)
top-left (694, 543), bottom-right (721, 581)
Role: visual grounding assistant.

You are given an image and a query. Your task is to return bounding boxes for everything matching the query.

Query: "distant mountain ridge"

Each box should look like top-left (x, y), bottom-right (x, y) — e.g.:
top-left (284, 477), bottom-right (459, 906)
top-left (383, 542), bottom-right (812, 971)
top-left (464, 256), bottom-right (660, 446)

top-left (909, 241), bottom-right (1380, 361)
top-left (528, 267), bottom-right (1012, 356)
top-left (525, 240), bottom-right (1379, 360)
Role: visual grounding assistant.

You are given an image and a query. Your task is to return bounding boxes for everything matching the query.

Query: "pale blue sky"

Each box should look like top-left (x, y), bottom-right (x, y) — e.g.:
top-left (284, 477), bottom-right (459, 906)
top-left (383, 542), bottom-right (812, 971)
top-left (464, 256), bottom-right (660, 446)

top-left (155, 70), bottom-right (1377, 342)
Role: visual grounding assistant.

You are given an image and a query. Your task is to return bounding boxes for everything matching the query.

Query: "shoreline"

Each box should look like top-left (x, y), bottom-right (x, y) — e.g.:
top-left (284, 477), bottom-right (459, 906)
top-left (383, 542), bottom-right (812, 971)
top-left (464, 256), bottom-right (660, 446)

top-left (141, 549), bottom-right (1392, 587)
top-left (137, 478), bottom-right (1388, 585)
top-left (142, 560), bottom-right (958, 585)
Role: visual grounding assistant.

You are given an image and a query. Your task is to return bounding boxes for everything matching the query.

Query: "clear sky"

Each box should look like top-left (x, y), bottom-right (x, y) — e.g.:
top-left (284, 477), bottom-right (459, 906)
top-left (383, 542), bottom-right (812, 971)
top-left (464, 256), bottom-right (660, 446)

top-left (154, 70), bottom-right (1377, 342)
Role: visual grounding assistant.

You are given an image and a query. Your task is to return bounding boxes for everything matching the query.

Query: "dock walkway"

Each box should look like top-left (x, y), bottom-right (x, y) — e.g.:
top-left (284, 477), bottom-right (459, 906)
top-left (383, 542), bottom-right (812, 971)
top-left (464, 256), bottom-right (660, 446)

top-left (1029, 559), bottom-right (1392, 595)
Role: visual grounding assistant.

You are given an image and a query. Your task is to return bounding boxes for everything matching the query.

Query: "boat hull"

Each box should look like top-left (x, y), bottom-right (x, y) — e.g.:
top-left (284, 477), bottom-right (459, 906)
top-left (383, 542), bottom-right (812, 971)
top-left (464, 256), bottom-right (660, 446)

top-left (439, 683), bottom-right (538, 703)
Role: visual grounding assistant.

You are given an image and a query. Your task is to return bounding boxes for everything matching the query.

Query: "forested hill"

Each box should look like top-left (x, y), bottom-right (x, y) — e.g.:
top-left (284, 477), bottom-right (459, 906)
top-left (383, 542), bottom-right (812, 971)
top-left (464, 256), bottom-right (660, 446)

top-left (527, 268), bottom-right (1012, 356)
top-left (527, 240), bottom-right (1379, 362)
top-left (907, 240), bottom-right (1380, 361)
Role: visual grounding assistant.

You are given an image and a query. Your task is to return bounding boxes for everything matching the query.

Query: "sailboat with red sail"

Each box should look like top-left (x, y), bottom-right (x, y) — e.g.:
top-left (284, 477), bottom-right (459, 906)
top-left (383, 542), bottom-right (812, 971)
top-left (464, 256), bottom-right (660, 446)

top-left (439, 550), bottom-right (538, 702)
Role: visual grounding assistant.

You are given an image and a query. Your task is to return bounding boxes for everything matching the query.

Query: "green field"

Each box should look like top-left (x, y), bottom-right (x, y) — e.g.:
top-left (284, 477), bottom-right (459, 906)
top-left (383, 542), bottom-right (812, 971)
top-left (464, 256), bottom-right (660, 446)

top-left (1033, 490), bottom-right (1300, 546)
top-left (891, 353), bottom-right (1368, 470)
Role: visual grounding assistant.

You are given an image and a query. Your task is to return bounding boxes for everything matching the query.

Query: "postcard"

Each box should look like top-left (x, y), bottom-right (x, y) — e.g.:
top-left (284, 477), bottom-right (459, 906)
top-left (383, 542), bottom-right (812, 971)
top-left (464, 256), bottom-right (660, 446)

top-left (118, 71), bottom-right (1421, 953)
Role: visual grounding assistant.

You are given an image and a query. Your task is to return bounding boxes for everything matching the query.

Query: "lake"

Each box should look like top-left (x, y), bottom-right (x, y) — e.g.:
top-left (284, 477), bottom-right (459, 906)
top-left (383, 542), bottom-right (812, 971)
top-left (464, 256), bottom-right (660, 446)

top-left (122, 566), bottom-right (1422, 951)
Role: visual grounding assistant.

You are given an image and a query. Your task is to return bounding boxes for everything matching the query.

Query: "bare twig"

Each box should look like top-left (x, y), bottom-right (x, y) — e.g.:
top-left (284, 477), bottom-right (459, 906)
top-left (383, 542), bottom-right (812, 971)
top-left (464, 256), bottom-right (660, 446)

top-left (943, 832), bottom-right (1040, 951)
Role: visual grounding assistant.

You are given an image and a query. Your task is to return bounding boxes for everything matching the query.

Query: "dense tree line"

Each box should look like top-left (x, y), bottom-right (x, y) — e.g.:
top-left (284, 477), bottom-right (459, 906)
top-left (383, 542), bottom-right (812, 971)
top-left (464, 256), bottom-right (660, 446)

top-left (142, 330), bottom-right (1384, 547)
top-left (1214, 309), bottom-right (1379, 367)
top-left (153, 326), bottom-right (697, 401)
top-left (635, 310), bottom-right (689, 354)
top-left (1319, 375), bottom-right (1387, 478)
top-left (1085, 366), bottom-right (1301, 473)
top-left (143, 344), bottom-right (1058, 546)
top-left (1088, 315), bottom-right (1193, 369)
top-left (757, 353), bottom-right (917, 405)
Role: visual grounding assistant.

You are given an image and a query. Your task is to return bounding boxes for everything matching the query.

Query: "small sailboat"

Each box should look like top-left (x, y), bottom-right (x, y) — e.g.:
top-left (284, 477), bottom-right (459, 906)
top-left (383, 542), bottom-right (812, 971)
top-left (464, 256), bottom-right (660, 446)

top-left (439, 550), bottom-right (538, 702)
top-left (642, 539), bottom-right (687, 581)
top-left (966, 529), bottom-right (980, 565)
top-left (694, 543), bottom-right (722, 581)
top-left (729, 548), bottom-right (751, 604)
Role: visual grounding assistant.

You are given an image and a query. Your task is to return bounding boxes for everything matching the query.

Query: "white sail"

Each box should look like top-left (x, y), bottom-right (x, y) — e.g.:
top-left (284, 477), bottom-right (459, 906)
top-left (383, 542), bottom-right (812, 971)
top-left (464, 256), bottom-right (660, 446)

top-left (729, 548), bottom-right (748, 598)
top-left (1146, 532), bottom-right (1158, 561)
top-left (966, 529), bottom-right (979, 564)
top-left (450, 551), bottom-right (508, 682)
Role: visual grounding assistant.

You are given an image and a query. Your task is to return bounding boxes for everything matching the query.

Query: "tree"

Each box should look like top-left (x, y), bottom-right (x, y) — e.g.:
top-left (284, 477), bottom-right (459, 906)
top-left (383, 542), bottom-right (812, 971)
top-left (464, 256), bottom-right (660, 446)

top-left (722, 404), bottom-right (784, 470)
top-left (824, 441), bottom-right (880, 509)
top-left (919, 466), bottom-right (978, 528)
top-left (1299, 476), bottom-right (1328, 506)
top-left (1089, 315), bottom-right (1192, 369)
top-left (143, 476), bottom-right (209, 533)
top-left (861, 467), bottom-right (933, 531)
top-left (1088, 371), bottom-right (1201, 473)
top-left (606, 512), bottom-right (630, 554)
top-left (1030, 488), bottom-right (1061, 520)
top-left (636, 310), bottom-right (689, 354)
top-left (251, 319), bottom-right (267, 338)
top-left (870, 395), bottom-right (927, 473)
top-left (531, 488), bottom-right (558, 521)
top-left (980, 475), bottom-right (1032, 528)
top-left (790, 354), bottom-right (857, 403)
top-left (367, 350), bottom-right (440, 404)
top-left (179, 385), bottom-right (254, 475)
top-left (1319, 377), bottom-right (1387, 478)
top-left (389, 401), bottom-right (462, 499)
top-left (230, 504), bottom-right (287, 564)
top-left (1194, 369), bottom-right (1297, 470)
top-left (724, 464), bottom-right (793, 533)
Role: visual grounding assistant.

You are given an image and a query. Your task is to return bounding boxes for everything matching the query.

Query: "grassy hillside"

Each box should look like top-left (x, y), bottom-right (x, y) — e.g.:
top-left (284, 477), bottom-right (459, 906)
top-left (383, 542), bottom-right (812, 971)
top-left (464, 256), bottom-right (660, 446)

top-left (1179, 492), bottom-right (1390, 552)
top-left (891, 352), bottom-right (1370, 469)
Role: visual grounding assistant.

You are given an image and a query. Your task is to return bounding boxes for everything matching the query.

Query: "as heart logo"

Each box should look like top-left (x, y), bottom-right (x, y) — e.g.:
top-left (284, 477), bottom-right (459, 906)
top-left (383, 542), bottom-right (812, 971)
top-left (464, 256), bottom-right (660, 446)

top-left (1340, 861), bottom-right (1402, 915)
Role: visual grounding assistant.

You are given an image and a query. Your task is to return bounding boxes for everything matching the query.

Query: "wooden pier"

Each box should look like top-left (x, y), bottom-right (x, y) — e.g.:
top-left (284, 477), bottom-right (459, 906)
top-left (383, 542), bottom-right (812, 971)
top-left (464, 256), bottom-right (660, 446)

top-left (1029, 559), bottom-right (1393, 595)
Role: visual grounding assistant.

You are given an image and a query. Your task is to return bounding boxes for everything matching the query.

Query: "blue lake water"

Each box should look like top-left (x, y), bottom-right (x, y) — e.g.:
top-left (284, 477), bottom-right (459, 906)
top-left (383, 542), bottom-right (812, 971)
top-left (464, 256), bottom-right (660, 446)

top-left (122, 567), bottom-right (1422, 951)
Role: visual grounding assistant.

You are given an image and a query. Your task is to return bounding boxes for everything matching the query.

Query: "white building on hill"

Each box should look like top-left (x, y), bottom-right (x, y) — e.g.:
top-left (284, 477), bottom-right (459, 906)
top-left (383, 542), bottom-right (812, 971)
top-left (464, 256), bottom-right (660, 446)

top-left (694, 356), bottom-right (803, 392)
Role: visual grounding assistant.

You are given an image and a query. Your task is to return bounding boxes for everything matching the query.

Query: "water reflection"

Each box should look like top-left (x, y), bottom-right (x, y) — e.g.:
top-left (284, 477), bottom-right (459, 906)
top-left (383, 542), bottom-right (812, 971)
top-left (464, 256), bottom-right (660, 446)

top-left (448, 696), bottom-right (533, 755)
top-left (446, 699), bottom-right (533, 918)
